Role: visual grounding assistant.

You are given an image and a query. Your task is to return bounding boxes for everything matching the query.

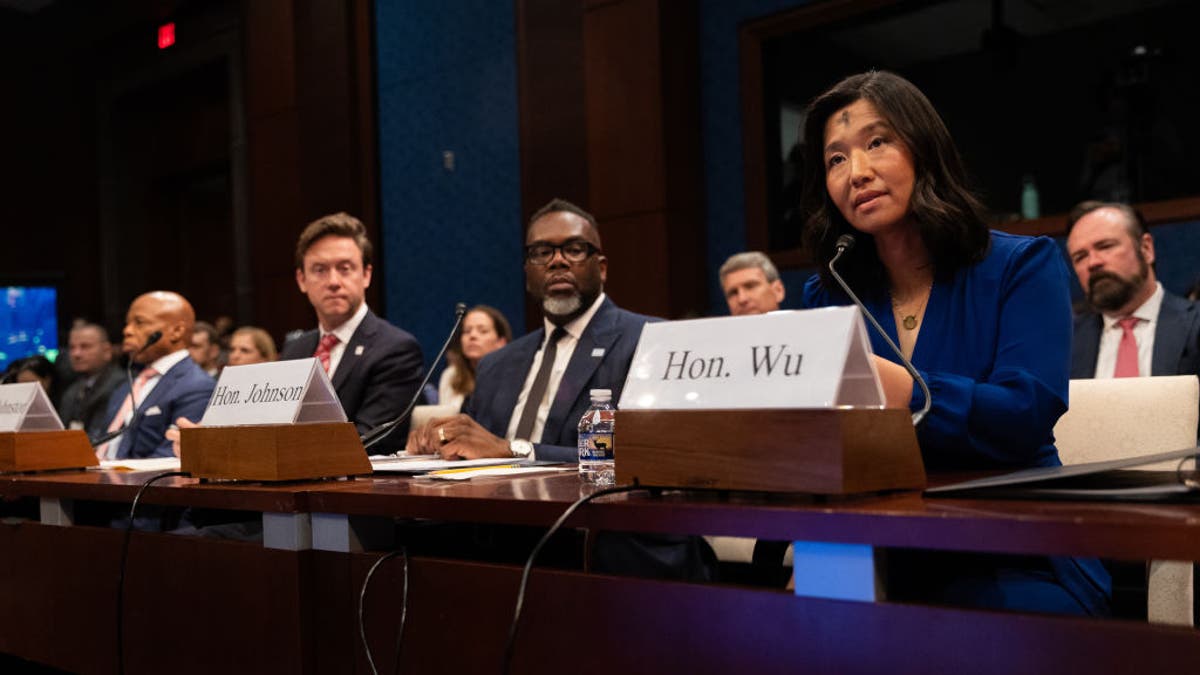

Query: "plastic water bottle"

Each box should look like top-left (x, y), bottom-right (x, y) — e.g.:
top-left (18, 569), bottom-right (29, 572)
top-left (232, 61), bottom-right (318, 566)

top-left (1020, 174), bottom-right (1040, 220)
top-left (577, 389), bottom-right (615, 484)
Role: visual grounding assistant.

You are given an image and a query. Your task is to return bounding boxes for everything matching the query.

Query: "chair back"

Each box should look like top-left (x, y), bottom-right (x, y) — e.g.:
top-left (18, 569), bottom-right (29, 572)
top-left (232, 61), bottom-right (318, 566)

top-left (1055, 375), bottom-right (1198, 469)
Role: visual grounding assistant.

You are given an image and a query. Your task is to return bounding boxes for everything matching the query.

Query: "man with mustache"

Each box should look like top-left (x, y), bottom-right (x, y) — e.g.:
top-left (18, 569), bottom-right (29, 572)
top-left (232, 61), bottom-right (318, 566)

top-left (1066, 201), bottom-right (1200, 382)
top-left (413, 198), bottom-right (645, 463)
top-left (412, 198), bottom-right (715, 580)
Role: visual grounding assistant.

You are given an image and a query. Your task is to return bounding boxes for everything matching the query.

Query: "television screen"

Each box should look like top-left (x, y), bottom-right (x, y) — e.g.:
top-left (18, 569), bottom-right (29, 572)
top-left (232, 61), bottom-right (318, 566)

top-left (1, 286), bottom-right (59, 372)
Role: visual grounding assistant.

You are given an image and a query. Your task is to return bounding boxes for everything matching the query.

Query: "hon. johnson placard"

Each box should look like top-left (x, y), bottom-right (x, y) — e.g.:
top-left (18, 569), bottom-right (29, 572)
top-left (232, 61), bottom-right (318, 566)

top-left (618, 306), bottom-right (884, 410)
top-left (199, 358), bottom-right (347, 426)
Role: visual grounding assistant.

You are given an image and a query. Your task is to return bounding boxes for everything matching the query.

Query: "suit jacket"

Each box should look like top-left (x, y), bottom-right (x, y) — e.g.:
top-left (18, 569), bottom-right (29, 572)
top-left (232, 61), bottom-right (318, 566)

top-left (104, 356), bottom-right (215, 459)
top-left (1071, 290), bottom-right (1200, 379)
top-left (466, 297), bottom-right (653, 463)
top-left (280, 309), bottom-right (424, 455)
top-left (57, 363), bottom-right (124, 440)
top-left (465, 298), bottom-right (715, 581)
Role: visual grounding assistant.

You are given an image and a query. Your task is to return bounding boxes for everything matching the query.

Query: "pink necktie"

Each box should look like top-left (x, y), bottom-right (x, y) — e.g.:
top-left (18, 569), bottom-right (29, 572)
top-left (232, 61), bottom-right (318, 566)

top-left (99, 367), bottom-right (159, 459)
top-left (1113, 317), bottom-right (1141, 378)
top-left (314, 333), bottom-right (340, 373)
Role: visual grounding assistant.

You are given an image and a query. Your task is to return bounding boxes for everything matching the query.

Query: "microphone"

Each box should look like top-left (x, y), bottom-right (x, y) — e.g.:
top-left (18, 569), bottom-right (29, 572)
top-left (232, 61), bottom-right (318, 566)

top-left (89, 331), bottom-right (164, 449)
top-left (829, 234), bottom-right (932, 426)
top-left (360, 303), bottom-right (468, 451)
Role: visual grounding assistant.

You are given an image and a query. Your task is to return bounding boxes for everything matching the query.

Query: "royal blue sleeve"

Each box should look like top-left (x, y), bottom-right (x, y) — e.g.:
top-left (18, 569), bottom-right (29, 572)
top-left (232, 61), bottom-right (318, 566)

top-left (910, 236), bottom-right (1071, 469)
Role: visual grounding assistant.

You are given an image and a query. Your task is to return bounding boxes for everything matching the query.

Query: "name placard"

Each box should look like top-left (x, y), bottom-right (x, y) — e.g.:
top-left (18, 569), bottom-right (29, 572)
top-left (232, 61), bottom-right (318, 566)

top-left (0, 382), bottom-right (65, 432)
top-left (199, 358), bottom-right (347, 426)
top-left (618, 306), bottom-right (883, 410)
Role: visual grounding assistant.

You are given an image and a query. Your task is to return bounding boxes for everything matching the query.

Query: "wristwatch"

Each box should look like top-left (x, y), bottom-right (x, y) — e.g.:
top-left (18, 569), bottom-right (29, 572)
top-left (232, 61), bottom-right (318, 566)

top-left (509, 439), bottom-right (534, 459)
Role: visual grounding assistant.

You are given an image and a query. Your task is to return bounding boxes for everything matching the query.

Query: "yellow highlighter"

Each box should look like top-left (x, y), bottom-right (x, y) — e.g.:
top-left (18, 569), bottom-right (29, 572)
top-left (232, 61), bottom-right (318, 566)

top-left (428, 464), bottom-right (520, 475)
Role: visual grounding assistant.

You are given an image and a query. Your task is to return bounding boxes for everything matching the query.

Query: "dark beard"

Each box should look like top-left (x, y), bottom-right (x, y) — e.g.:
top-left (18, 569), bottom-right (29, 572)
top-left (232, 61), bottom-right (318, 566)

top-left (1087, 268), bottom-right (1146, 313)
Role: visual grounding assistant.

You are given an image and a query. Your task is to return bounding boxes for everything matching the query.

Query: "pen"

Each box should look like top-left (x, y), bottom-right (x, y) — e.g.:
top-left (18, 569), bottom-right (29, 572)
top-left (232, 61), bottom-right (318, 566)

top-left (428, 464), bottom-right (520, 475)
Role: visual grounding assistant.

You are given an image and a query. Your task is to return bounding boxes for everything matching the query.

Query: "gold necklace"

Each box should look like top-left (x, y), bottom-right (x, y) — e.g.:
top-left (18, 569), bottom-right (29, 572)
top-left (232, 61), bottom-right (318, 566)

top-left (892, 283), bottom-right (933, 331)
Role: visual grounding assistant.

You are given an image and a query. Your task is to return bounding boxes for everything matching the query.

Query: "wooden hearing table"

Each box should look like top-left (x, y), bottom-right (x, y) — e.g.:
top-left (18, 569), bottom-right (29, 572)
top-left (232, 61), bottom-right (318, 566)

top-left (1, 468), bottom-right (1199, 674)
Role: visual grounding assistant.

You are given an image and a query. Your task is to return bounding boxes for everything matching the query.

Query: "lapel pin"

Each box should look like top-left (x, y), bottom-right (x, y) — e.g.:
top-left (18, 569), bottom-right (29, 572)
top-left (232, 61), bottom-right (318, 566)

top-left (591, 348), bottom-right (605, 358)
top-left (355, 345), bottom-right (365, 356)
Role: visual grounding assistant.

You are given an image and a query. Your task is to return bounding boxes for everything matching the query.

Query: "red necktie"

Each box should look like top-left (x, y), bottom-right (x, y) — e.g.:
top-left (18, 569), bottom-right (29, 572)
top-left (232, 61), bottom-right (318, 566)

top-left (99, 366), bottom-right (159, 459)
top-left (314, 333), bottom-right (340, 373)
top-left (1113, 316), bottom-right (1141, 378)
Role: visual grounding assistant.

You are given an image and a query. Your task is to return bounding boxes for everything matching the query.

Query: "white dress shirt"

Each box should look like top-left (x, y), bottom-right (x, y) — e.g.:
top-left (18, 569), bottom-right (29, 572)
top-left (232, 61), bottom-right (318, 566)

top-left (1094, 282), bottom-right (1163, 379)
top-left (321, 302), bottom-right (369, 378)
top-left (505, 292), bottom-right (607, 443)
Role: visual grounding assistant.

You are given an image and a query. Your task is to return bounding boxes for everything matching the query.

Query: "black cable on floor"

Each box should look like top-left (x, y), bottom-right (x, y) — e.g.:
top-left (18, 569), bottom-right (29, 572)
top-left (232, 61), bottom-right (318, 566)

top-left (358, 547), bottom-right (410, 675)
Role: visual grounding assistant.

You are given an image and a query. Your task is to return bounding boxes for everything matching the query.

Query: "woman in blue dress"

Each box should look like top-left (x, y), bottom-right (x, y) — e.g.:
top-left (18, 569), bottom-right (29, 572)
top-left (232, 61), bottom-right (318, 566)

top-left (800, 70), bottom-right (1110, 616)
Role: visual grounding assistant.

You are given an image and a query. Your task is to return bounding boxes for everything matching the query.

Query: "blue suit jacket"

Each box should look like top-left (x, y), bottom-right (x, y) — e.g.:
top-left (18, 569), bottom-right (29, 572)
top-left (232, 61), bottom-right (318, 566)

top-left (466, 297), bottom-right (653, 463)
top-left (105, 355), bottom-right (214, 459)
top-left (1070, 290), bottom-right (1200, 379)
top-left (280, 309), bottom-right (424, 455)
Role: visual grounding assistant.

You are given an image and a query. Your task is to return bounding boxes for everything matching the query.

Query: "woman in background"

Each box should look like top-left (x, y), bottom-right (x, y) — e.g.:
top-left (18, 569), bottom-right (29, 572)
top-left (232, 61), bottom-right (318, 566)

top-left (226, 326), bottom-right (277, 367)
top-left (438, 305), bottom-right (512, 411)
top-left (7, 355), bottom-right (55, 393)
top-left (800, 70), bottom-right (1109, 616)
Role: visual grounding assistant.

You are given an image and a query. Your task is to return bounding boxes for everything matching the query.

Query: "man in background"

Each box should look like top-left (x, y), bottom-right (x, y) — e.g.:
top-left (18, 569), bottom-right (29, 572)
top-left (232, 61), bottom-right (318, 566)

top-left (189, 321), bottom-right (222, 377)
top-left (1066, 201), bottom-right (1200, 381)
top-left (719, 251), bottom-right (785, 316)
top-left (57, 322), bottom-right (123, 440)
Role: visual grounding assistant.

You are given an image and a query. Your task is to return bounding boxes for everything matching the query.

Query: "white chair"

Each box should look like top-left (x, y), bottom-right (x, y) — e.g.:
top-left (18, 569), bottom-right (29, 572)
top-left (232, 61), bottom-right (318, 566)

top-left (1054, 375), bottom-right (1200, 626)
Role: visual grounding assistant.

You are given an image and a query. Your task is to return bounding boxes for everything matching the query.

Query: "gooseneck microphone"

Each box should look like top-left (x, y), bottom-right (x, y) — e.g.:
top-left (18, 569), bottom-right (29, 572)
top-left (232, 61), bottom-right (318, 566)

top-left (88, 330), bottom-right (163, 448)
top-left (829, 234), bottom-right (932, 426)
top-left (360, 303), bottom-right (468, 451)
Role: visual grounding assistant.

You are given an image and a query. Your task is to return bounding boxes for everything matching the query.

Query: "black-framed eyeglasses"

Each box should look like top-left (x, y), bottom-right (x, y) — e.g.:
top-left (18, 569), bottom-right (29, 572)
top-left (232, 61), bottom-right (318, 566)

top-left (524, 240), bottom-right (600, 265)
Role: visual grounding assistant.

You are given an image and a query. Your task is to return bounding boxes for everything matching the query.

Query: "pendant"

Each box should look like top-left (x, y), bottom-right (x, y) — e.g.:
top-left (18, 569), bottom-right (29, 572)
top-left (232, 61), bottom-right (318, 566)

top-left (902, 315), bottom-right (918, 330)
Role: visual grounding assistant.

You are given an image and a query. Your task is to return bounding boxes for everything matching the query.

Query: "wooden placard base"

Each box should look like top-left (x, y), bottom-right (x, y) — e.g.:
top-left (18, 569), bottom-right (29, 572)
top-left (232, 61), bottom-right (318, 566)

top-left (0, 430), bottom-right (98, 473)
top-left (614, 408), bottom-right (926, 494)
top-left (181, 422), bottom-right (371, 481)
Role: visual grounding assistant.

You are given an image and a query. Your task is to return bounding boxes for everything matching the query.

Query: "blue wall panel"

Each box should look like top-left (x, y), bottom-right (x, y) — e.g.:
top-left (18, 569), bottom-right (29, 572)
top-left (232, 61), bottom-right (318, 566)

top-left (374, 1), bottom-right (525, 365)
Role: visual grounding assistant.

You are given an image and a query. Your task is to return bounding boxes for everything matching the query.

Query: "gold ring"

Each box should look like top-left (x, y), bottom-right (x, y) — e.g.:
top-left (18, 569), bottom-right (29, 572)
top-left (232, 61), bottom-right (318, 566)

top-left (438, 427), bottom-right (447, 444)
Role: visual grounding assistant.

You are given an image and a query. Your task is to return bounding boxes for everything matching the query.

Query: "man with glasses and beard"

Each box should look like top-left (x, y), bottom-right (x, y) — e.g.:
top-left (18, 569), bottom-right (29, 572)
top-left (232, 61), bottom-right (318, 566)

top-left (1066, 201), bottom-right (1200, 384)
top-left (411, 198), bottom-right (716, 581)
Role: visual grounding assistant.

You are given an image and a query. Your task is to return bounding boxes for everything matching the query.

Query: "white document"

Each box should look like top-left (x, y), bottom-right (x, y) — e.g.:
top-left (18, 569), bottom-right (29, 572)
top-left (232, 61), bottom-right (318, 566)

top-left (0, 382), bottom-right (65, 432)
top-left (619, 307), bottom-right (884, 410)
top-left (97, 457), bottom-right (183, 472)
top-left (200, 358), bottom-right (347, 426)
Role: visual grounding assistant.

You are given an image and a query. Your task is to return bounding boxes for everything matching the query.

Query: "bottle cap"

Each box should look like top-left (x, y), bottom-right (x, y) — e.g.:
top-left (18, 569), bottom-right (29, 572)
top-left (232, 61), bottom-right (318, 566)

top-left (590, 388), bottom-right (612, 400)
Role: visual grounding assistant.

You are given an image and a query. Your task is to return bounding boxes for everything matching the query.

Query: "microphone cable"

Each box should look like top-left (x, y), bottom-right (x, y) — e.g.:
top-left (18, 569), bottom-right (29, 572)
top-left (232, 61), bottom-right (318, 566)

top-left (115, 469), bottom-right (190, 675)
top-left (501, 483), bottom-right (647, 675)
top-left (358, 547), bottom-right (410, 675)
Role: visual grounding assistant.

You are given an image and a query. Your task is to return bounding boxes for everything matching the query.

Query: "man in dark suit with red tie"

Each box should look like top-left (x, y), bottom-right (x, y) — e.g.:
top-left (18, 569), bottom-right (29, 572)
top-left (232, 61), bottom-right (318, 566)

top-left (279, 212), bottom-right (424, 455)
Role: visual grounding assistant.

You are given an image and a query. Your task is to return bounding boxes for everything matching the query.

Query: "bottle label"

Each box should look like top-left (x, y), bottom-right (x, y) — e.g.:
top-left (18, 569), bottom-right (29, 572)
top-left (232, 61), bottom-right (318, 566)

top-left (578, 432), bottom-right (614, 462)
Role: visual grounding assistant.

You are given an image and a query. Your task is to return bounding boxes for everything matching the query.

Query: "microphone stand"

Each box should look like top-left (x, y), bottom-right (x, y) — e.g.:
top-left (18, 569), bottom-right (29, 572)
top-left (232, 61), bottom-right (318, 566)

top-left (360, 303), bottom-right (468, 451)
top-left (829, 235), bottom-right (932, 426)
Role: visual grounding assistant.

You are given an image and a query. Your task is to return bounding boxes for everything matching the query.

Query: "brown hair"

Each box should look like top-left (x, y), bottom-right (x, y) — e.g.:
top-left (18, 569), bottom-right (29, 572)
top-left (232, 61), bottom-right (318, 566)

top-left (445, 305), bottom-right (513, 398)
top-left (1066, 201), bottom-right (1149, 239)
top-left (294, 212), bottom-right (373, 269)
top-left (232, 326), bottom-right (278, 362)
